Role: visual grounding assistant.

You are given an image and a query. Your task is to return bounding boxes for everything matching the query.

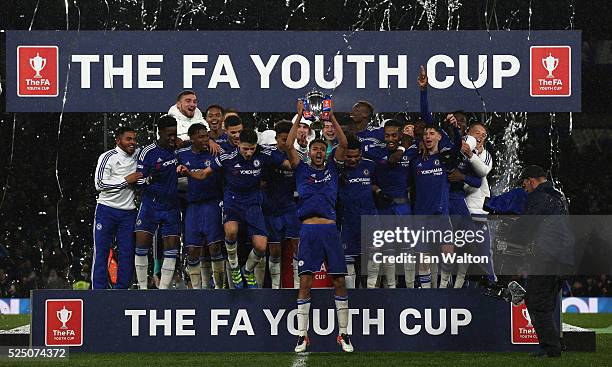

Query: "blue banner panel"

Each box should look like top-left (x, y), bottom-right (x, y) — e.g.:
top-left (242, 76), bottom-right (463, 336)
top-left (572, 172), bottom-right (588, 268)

top-left (6, 31), bottom-right (580, 113)
top-left (563, 297), bottom-right (612, 313)
top-left (30, 289), bottom-right (551, 352)
top-left (0, 298), bottom-right (31, 315)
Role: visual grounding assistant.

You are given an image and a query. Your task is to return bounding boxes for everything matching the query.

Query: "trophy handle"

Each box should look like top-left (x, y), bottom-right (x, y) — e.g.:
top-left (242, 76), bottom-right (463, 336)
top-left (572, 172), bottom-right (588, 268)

top-left (29, 58), bottom-right (35, 69)
top-left (41, 58), bottom-right (47, 70)
top-left (541, 58), bottom-right (547, 70)
top-left (552, 58), bottom-right (559, 70)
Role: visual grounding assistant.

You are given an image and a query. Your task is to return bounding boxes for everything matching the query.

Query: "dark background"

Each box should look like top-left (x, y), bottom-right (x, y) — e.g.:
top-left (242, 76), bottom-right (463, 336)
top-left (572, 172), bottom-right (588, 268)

top-left (0, 0), bottom-right (610, 295)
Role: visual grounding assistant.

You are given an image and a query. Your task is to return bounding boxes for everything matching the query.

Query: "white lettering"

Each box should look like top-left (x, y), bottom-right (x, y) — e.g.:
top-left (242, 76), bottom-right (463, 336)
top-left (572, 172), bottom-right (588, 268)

top-left (282, 55), bottom-right (310, 89)
top-left (149, 309), bottom-right (172, 336)
top-left (493, 55), bottom-right (520, 88)
top-left (175, 309), bottom-right (196, 336)
top-left (124, 309), bottom-right (146, 337)
top-left (183, 55), bottom-right (208, 88)
top-left (250, 55), bottom-right (280, 88)
top-left (208, 55), bottom-right (240, 88)
top-left (138, 54), bottom-right (163, 89)
top-left (379, 55), bottom-right (407, 88)
top-left (346, 55), bottom-right (375, 88)
top-left (315, 54), bottom-right (343, 89)
top-left (427, 55), bottom-right (454, 89)
top-left (71, 54), bottom-right (99, 89)
top-left (104, 55), bottom-right (132, 89)
top-left (230, 309), bottom-right (254, 335)
top-left (210, 309), bottom-right (230, 336)
top-left (263, 309), bottom-right (285, 335)
top-left (362, 309), bottom-right (385, 335)
top-left (459, 54), bottom-right (487, 89)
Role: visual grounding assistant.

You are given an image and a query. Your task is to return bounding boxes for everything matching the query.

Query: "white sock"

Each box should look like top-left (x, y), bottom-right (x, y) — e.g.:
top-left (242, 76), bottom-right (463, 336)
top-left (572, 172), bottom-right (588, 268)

top-left (159, 257), bottom-right (177, 289)
top-left (345, 263), bottom-right (356, 289)
top-left (297, 298), bottom-right (311, 337)
top-left (454, 263), bottom-right (469, 288)
top-left (269, 256), bottom-right (281, 289)
top-left (200, 258), bottom-right (212, 289)
top-left (366, 259), bottom-right (380, 288)
top-left (382, 262), bottom-right (396, 288)
top-left (225, 260), bottom-right (235, 289)
top-left (245, 249), bottom-right (264, 272)
top-left (225, 239), bottom-right (238, 269)
top-left (134, 254), bottom-right (148, 290)
top-left (212, 257), bottom-right (225, 289)
top-left (293, 257), bottom-right (300, 289)
top-left (439, 271), bottom-right (451, 288)
top-left (404, 262), bottom-right (416, 288)
top-left (335, 295), bottom-right (349, 335)
top-left (419, 269), bottom-right (432, 289)
top-left (254, 257), bottom-right (266, 287)
top-left (430, 263), bottom-right (439, 288)
top-left (188, 261), bottom-right (201, 289)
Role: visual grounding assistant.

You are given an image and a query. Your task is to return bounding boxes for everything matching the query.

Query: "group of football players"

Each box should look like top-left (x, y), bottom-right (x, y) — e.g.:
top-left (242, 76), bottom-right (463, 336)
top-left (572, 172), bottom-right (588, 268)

top-left (93, 66), bottom-right (495, 352)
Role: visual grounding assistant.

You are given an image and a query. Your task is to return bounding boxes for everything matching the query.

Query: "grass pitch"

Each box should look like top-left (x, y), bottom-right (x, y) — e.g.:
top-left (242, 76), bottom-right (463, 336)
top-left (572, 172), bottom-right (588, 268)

top-left (0, 313), bottom-right (610, 367)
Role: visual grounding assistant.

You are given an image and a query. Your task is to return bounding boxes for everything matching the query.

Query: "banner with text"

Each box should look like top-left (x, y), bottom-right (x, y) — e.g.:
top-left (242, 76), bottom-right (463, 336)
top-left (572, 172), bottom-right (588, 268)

top-left (30, 289), bottom-right (558, 352)
top-left (5, 31), bottom-right (581, 112)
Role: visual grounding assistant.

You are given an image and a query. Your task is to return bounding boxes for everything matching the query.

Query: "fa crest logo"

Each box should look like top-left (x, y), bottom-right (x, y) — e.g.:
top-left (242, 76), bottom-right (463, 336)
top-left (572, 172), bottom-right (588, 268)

top-left (511, 303), bottom-right (539, 344)
top-left (253, 159), bottom-right (261, 168)
top-left (363, 169), bottom-right (369, 176)
top-left (530, 46), bottom-right (571, 97)
top-left (17, 46), bottom-right (59, 97)
top-left (45, 299), bottom-right (83, 346)
top-left (434, 159), bottom-right (440, 166)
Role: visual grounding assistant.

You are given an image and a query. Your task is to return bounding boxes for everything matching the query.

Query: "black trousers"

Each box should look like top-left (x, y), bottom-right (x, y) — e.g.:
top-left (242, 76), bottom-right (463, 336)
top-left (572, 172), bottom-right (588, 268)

top-left (525, 275), bottom-right (562, 353)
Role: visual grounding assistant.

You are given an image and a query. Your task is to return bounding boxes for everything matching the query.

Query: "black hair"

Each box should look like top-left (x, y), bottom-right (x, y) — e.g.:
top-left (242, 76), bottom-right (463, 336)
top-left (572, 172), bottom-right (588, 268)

top-left (187, 123), bottom-right (208, 137)
top-left (451, 110), bottom-right (468, 125)
top-left (115, 126), bottom-right (135, 138)
top-left (354, 100), bottom-right (374, 117)
top-left (384, 119), bottom-right (403, 129)
top-left (224, 108), bottom-right (239, 116)
top-left (468, 121), bottom-right (488, 134)
top-left (423, 125), bottom-right (443, 134)
top-left (176, 90), bottom-right (196, 101)
top-left (346, 134), bottom-right (361, 150)
top-left (157, 114), bottom-right (177, 131)
top-left (205, 104), bottom-right (224, 116)
top-left (274, 120), bottom-right (293, 135)
top-left (309, 138), bottom-right (327, 150)
top-left (239, 129), bottom-right (258, 145)
top-left (224, 115), bottom-right (243, 129)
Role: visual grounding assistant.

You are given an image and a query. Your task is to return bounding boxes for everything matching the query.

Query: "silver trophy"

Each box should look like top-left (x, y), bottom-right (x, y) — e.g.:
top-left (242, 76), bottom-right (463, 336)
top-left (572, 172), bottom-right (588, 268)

top-left (521, 307), bottom-right (533, 327)
top-left (302, 89), bottom-right (331, 135)
top-left (56, 306), bottom-right (72, 329)
top-left (542, 53), bottom-right (559, 79)
top-left (29, 52), bottom-right (47, 78)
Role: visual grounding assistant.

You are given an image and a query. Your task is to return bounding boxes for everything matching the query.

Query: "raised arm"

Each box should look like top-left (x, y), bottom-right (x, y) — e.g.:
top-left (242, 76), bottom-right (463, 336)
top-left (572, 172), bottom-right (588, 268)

top-left (285, 99), bottom-right (304, 169)
top-left (418, 65), bottom-right (434, 126)
top-left (331, 111), bottom-right (347, 162)
top-left (468, 149), bottom-right (493, 177)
